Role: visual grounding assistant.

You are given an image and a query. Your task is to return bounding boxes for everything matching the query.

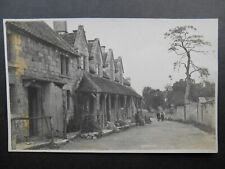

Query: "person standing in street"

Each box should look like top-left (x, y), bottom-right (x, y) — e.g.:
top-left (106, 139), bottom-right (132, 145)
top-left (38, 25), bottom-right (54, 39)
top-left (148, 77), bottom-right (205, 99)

top-left (157, 111), bottom-right (161, 121)
top-left (161, 111), bottom-right (165, 121)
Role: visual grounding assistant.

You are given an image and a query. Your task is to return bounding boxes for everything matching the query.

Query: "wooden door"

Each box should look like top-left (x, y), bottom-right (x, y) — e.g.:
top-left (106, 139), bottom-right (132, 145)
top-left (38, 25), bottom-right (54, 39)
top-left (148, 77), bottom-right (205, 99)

top-left (28, 87), bottom-right (39, 136)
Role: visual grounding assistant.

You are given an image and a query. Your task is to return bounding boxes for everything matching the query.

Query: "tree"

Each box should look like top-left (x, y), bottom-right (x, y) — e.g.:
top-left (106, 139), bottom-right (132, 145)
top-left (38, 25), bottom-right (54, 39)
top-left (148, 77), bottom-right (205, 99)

top-left (166, 79), bottom-right (215, 107)
top-left (164, 25), bottom-right (211, 120)
top-left (142, 87), bottom-right (166, 111)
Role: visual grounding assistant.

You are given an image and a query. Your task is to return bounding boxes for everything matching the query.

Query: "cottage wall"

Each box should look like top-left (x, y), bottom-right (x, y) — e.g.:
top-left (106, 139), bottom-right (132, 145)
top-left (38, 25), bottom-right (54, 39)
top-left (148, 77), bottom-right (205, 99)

top-left (7, 29), bottom-right (81, 141)
top-left (89, 39), bottom-right (103, 77)
top-left (115, 57), bottom-right (124, 84)
top-left (104, 49), bottom-right (115, 81)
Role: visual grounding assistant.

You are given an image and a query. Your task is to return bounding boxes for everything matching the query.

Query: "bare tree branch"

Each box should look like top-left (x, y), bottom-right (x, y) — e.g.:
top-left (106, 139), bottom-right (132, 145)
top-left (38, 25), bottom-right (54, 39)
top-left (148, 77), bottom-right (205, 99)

top-left (180, 62), bottom-right (187, 69)
top-left (190, 68), bottom-right (201, 75)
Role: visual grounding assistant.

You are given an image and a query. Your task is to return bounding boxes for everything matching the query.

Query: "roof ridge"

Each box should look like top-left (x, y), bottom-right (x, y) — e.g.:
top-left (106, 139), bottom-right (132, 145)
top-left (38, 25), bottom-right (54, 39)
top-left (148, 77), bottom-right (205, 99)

top-left (7, 21), bottom-right (76, 55)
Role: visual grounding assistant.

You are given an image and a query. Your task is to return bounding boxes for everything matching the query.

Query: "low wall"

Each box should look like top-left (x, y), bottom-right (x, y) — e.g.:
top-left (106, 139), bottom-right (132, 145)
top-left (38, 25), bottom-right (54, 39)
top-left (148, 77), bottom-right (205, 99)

top-left (168, 101), bottom-right (216, 130)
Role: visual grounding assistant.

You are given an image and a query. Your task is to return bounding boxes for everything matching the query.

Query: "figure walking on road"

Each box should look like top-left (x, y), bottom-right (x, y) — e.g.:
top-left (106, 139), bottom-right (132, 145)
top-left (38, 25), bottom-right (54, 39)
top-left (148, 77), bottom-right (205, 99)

top-left (157, 112), bottom-right (161, 121)
top-left (161, 111), bottom-right (165, 121)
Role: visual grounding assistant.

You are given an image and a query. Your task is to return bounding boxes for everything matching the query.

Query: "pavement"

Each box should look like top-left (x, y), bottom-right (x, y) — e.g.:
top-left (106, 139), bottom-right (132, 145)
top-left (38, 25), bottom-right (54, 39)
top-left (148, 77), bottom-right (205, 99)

top-left (15, 131), bottom-right (80, 150)
top-left (14, 123), bottom-right (136, 150)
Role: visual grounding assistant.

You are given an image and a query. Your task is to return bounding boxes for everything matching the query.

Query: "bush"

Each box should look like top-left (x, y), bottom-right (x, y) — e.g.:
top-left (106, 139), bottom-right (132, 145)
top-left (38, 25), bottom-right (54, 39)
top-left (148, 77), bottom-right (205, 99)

top-left (106, 121), bottom-right (119, 132)
top-left (115, 119), bottom-right (128, 127)
top-left (139, 118), bottom-right (145, 126)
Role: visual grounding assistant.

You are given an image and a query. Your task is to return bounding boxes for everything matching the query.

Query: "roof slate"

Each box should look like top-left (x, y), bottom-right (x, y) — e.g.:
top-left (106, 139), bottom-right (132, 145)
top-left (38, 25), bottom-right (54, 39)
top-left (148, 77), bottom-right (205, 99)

top-left (78, 73), bottom-right (141, 98)
top-left (7, 21), bottom-right (76, 55)
top-left (60, 32), bottom-right (77, 46)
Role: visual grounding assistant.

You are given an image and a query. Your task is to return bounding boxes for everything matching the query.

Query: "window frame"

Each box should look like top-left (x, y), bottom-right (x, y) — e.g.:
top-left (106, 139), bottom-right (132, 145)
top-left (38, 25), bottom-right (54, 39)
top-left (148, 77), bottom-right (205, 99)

top-left (60, 55), bottom-right (69, 76)
top-left (66, 90), bottom-right (70, 110)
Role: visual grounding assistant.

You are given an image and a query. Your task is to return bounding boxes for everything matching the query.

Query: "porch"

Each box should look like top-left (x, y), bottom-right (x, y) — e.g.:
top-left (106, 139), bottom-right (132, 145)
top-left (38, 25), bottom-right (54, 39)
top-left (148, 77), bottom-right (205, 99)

top-left (75, 73), bottom-right (142, 131)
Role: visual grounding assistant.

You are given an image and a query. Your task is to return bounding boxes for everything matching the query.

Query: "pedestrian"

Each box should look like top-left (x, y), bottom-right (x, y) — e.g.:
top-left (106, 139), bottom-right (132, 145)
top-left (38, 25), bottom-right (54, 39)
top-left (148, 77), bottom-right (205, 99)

top-left (157, 112), bottom-right (161, 121)
top-left (161, 111), bottom-right (165, 121)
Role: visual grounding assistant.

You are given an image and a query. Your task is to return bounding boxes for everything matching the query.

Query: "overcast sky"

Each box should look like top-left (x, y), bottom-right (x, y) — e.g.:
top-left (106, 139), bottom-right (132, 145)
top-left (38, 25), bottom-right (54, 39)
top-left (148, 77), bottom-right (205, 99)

top-left (45, 19), bottom-right (218, 94)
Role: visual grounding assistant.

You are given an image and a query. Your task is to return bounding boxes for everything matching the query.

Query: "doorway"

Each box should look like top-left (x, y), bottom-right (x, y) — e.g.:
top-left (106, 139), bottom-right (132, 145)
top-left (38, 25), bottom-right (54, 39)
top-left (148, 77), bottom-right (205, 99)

top-left (106, 96), bottom-right (110, 121)
top-left (28, 87), bottom-right (40, 136)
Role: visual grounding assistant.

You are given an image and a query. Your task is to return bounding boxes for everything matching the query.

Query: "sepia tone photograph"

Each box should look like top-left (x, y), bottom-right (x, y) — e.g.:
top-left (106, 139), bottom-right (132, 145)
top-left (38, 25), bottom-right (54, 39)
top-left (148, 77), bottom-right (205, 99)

top-left (4, 18), bottom-right (218, 153)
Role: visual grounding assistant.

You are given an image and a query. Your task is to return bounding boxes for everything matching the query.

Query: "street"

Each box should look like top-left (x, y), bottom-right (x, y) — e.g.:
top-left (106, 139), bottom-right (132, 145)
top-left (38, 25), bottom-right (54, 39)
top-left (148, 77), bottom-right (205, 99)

top-left (56, 120), bottom-right (216, 152)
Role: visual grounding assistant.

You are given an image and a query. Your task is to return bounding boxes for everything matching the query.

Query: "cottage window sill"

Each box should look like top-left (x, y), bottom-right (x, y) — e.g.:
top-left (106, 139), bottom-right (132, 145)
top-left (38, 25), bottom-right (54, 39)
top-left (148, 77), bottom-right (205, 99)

top-left (59, 74), bottom-right (71, 79)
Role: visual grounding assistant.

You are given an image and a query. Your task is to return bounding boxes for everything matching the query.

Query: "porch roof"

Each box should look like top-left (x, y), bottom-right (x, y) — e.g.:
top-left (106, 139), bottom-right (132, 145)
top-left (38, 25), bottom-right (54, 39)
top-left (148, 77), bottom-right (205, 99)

top-left (77, 73), bottom-right (142, 98)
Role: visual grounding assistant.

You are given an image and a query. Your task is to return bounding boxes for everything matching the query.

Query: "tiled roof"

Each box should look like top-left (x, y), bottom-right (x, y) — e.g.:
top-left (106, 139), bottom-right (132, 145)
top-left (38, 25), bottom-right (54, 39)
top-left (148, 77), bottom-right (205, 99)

top-left (60, 31), bottom-right (77, 46)
top-left (78, 73), bottom-right (141, 98)
top-left (7, 21), bottom-right (76, 55)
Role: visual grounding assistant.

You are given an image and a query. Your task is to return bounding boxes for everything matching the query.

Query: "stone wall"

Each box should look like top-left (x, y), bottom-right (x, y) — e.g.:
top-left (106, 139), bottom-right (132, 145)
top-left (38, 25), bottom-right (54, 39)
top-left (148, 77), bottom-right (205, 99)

top-left (168, 101), bottom-right (216, 130)
top-left (197, 102), bottom-right (216, 129)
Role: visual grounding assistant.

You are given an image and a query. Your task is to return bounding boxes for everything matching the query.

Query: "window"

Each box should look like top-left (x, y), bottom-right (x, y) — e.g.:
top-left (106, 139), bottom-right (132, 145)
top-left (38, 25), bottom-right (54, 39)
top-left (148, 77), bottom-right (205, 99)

top-left (60, 55), bottom-right (69, 75)
top-left (60, 55), bottom-right (64, 74)
top-left (96, 64), bottom-right (99, 75)
top-left (9, 84), bottom-right (16, 114)
top-left (77, 57), bottom-right (81, 69)
top-left (66, 90), bottom-right (70, 110)
top-left (65, 57), bottom-right (69, 75)
top-left (80, 56), bottom-right (84, 69)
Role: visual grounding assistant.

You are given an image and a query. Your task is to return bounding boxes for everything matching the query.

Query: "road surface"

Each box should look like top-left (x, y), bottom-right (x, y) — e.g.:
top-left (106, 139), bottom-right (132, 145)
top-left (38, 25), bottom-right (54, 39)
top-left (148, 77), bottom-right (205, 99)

top-left (56, 120), bottom-right (217, 152)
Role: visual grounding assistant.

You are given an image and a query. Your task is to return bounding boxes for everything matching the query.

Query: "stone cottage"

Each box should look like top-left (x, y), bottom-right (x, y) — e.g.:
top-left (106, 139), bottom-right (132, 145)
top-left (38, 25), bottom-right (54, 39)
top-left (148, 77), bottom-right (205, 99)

top-left (61, 23), bottom-right (142, 129)
top-left (6, 21), bottom-right (142, 145)
top-left (6, 21), bottom-right (83, 143)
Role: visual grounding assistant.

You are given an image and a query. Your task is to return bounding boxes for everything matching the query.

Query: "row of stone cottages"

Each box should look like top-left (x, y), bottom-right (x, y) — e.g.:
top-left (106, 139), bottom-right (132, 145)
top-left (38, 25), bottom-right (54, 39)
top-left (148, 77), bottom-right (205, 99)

top-left (6, 21), bottom-right (142, 143)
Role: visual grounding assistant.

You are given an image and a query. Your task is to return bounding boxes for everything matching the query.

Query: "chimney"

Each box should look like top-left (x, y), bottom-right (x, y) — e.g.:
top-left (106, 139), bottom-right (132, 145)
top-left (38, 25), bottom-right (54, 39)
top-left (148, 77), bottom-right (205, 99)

top-left (101, 46), bottom-right (106, 53)
top-left (53, 21), bottom-right (67, 34)
top-left (94, 38), bottom-right (99, 41)
top-left (78, 25), bottom-right (84, 30)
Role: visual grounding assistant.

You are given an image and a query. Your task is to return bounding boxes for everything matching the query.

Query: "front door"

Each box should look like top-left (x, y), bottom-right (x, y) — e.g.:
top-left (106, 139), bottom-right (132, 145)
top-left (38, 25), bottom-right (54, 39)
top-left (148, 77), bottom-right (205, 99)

top-left (28, 87), bottom-right (40, 136)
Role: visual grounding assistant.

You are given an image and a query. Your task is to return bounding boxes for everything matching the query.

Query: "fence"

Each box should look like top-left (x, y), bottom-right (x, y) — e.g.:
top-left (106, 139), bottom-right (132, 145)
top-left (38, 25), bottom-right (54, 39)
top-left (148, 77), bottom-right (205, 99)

top-left (11, 116), bottom-right (53, 149)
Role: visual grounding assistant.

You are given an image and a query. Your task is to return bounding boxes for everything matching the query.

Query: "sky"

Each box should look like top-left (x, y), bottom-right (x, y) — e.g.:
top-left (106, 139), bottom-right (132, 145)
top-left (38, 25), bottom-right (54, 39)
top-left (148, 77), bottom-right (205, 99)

top-left (45, 19), bottom-right (218, 95)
